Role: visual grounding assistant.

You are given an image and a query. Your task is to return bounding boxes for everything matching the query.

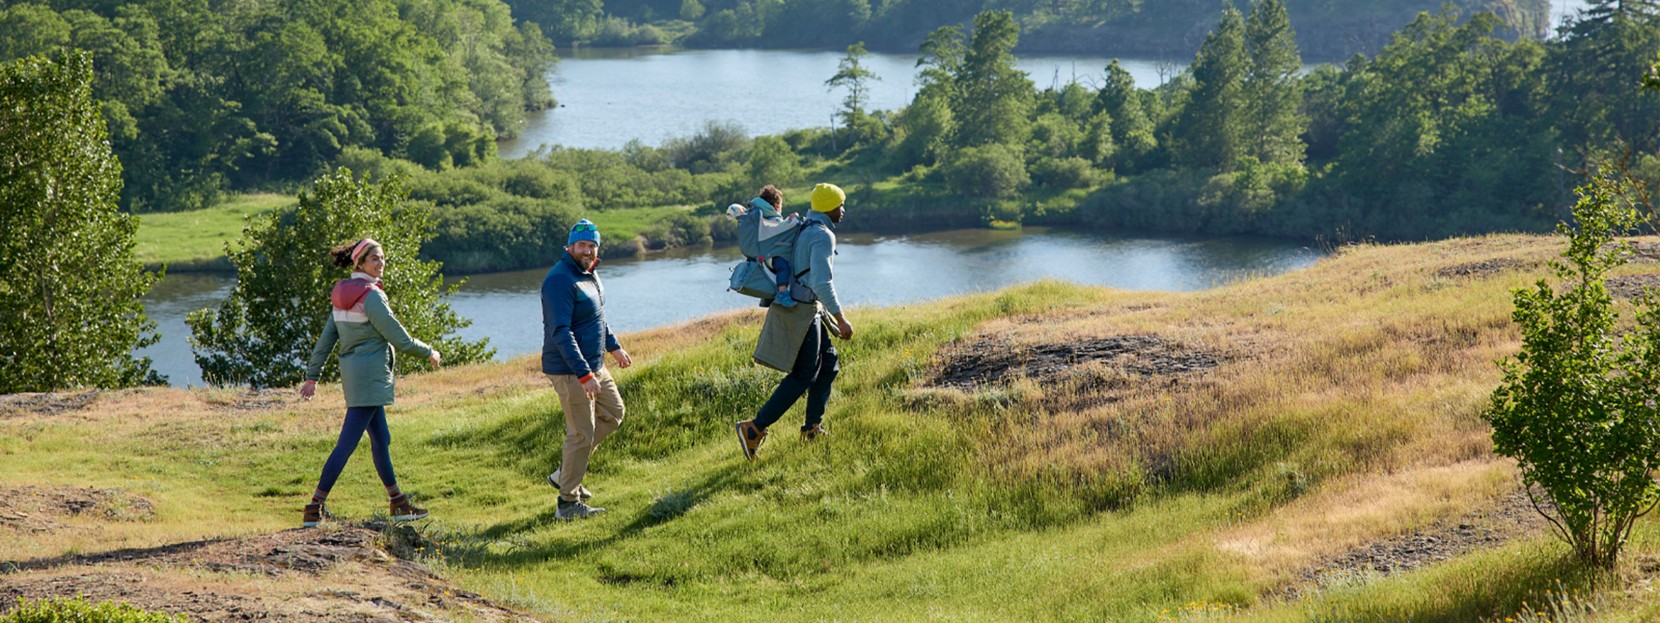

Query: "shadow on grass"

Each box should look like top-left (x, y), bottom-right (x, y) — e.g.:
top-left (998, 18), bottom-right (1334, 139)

top-left (442, 465), bottom-right (745, 569)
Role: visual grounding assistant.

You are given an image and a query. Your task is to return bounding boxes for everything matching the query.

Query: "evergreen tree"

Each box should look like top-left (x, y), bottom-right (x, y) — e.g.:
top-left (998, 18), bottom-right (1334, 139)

top-left (0, 52), bottom-right (163, 392)
top-left (188, 169), bottom-right (492, 388)
top-left (890, 25), bottom-right (963, 168)
top-left (951, 10), bottom-right (1034, 150)
top-left (1243, 0), bottom-right (1305, 166)
top-left (1094, 60), bottom-right (1157, 170)
top-left (1548, 0), bottom-right (1660, 149)
top-left (826, 41), bottom-right (880, 132)
top-left (1170, 7), bottom-right (1248, 171)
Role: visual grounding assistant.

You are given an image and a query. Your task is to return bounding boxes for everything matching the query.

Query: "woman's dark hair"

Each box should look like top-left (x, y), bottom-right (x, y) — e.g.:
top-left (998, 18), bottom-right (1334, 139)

top-left (758, 184), bottom-right (783, 210)
top-left (328, 238), bottom-right (380, 269)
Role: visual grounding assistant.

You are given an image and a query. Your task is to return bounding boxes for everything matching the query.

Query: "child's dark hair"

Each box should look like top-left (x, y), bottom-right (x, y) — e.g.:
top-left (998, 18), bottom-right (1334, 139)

top-left (758, 185), bottom-right (783, 210)
top-left (328, 238), bottom-right (378, 269)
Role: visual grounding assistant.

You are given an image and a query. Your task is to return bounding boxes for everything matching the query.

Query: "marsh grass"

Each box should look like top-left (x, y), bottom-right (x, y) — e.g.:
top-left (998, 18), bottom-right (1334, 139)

top-left (9, 234), bottom-right (1660, 620)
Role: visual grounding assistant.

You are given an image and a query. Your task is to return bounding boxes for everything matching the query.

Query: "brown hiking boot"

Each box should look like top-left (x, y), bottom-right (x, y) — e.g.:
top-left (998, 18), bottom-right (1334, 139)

top-left (389, 493), bottom-right (428, 522)
top-left (800, 423), bottom-right (828, 441)
top-left (735, 420), bottom-right (767, 461)
top-left (302, 502), bottom-right (334, 528)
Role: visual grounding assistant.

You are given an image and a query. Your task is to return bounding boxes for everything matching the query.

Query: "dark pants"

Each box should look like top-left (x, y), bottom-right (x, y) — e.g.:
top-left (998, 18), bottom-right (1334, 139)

top-left (316, 405), bottom-right (396, 492)
top-left (754, 321), bottom-right (839, 431)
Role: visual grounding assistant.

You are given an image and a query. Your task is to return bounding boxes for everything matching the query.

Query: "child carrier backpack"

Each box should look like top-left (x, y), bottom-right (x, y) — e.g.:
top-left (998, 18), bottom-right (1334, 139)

top-left (727, 197), bottom-right (819, 301)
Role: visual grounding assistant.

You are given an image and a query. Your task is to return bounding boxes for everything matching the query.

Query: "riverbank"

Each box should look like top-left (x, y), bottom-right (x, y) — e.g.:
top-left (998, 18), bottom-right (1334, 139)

top-left (7, 234), bottom-right (1652, 620)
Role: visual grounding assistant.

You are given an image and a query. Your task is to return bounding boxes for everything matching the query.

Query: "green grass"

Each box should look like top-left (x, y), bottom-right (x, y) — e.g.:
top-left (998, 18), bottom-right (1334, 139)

top-left (133, 193), bottom-right (294, 271)
top-left (7, 235), bottom-right (1660, 621)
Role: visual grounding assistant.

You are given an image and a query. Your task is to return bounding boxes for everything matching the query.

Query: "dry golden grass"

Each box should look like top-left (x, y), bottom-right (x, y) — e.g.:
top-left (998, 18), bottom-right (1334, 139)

top-left (1212, 459), bottom-right (1519, 581)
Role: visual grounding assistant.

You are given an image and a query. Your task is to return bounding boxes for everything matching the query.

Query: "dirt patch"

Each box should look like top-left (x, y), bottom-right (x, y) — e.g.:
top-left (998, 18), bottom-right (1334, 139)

top-left (1607, 274), bottom-right (1660, 300)
top-left (929, 334), bottom-right (1222, 390)
top-left (1291, 489), bottom-right (1548, 594)
top-left (1434, 258), bottom-right (1525, 280)
top-left (0, 486), bottom-right (155, 533)
top-left (0, 523), bottom-right (536, 622)
top-left (1628, 241), bottom-right (1660, 263)
top-left (0, 391), bottom-right (100, 418)
top-left (200, 388), bottom-right (296, 412)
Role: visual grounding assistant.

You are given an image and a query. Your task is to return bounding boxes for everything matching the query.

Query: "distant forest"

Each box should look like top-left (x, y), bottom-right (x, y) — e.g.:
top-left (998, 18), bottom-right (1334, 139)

top-left (508, 0), bottom-right (1553, 59)
top-left (0, 0), bottom-right (557, 211)
top-left (8, 0), bottom-right (1660, 264)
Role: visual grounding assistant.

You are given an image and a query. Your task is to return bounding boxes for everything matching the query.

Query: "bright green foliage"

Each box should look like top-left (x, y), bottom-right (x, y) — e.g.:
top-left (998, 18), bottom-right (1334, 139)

top-left (1, 597), bottom-right (185, 623)
top-left (744, 136), bottom-right (803, 188)
top-left (0, 52), bottom-right (163, 392)
top-left (1242, 0), bottom-right (1305, 166)
top-left (940, 143), bottom-right (1029, 199)
top-left (951, 11), bottom-right (1033, 150)
top-left (1170, 7), bottom-right (1247, 171)
top-left (187, 169), bottom-right (492, 388)
top-left (1484, 175), bottom-right (1660, 569)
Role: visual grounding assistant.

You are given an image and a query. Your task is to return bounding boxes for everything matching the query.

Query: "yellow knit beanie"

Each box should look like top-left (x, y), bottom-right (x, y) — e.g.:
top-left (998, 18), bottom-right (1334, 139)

top-left (810, 183), bottom-right (845, 212)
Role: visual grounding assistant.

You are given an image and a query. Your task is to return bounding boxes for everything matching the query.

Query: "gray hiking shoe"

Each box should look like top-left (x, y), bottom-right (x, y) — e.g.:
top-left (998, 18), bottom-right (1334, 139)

top-left (556, 499), bottom-right (605, 520)
top-left (800, 423), bottom-right (828, 441)
top-left (547, 469), bottom-right (593, 501)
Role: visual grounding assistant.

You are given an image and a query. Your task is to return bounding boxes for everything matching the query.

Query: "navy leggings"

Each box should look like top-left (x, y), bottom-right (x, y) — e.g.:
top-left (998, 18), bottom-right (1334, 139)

top-left (315, 405), bottom-right (396, 492)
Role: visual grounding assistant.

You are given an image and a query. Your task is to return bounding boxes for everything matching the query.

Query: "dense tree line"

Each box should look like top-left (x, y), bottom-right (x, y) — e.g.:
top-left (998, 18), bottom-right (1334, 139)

top-left (710, 0), bottom-right (1656, 243)
top-left (509, 0), bottom-right (1549, 60)
top-left (353, 0), bottom-right (1660, 269)
top-left (0, 0), bottom-right (556, 212)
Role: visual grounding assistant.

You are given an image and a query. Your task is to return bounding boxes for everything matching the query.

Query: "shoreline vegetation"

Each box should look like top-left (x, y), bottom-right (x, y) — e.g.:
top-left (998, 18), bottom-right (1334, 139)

top-left (129, 0), bottom-right (1631, 281)
top-left (6, 234), bottom-right (1657, 620)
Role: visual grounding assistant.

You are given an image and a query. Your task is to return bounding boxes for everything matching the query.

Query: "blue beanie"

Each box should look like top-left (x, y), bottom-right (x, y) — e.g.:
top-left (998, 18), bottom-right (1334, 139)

top-left (568, 219), bottom-right (600, 246)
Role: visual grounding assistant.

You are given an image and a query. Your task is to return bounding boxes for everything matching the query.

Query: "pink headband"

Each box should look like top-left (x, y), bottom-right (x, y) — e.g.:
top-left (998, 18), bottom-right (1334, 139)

top-left (350, 238), bottom-right (379, 264)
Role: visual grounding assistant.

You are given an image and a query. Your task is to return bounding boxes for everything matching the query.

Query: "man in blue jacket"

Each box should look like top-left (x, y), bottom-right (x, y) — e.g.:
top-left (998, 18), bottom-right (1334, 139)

top-left (542, 219), bottom-right (632, 520)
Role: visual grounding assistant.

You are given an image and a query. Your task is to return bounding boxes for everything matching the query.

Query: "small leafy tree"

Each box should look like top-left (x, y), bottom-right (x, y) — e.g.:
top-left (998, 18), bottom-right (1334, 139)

top-left (1483, 174), bottom-right (1660, 569)
top-left (0, 52), bottom-right (162, 392)
top-left (188, 168), bottom-right (492, 388)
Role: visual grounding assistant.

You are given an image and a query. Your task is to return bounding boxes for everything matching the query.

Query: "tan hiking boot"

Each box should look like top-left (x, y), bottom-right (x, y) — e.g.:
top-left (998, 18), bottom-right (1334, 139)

top-left (302, 502), bottom-right (334, 528)
top-left (735, 420), bottom-right (768, 461)
top-left (800, 423), bottom-right (828, 441)
top-left (389, 493), bottom-right (428, 522)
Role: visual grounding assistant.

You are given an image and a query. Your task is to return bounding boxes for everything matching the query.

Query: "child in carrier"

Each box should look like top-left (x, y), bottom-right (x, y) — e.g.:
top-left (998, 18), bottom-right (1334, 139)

top-left (726, 185), bottom-right (799, 307)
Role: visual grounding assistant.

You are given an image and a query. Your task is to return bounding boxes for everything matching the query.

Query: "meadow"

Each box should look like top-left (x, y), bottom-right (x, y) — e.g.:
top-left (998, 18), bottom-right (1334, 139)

top-left (5, 234), bottom-right (1659, 621)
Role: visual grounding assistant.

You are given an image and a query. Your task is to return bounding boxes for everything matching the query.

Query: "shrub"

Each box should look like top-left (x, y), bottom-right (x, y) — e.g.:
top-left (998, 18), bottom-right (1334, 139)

top-left (663, 120), bottom-right (749, 173)
top-left (1, 597), bottom-right (185, 622)
top-left (1029, 156), bottom-right (1097, 189)
top-left (187, 168), bottom-right (492, 388)
top-left (1484, 174), bottom-right (1660, 569)
top-left (941, 144), bottom-right (1029, 199)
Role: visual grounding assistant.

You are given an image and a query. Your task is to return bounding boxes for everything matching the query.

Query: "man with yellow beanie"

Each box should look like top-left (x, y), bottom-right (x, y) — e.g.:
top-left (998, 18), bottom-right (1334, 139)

top-left (736, 183), bottom-right (854, 460)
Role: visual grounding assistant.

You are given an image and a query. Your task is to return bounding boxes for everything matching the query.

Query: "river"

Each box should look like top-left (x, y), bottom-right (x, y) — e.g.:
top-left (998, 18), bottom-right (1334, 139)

top-left (139, 228), bottom-right (1320, 387)
top-left (497, 50), bottom-right (1187, 156)
top-left (498, 0), bottom-right (1591, 156)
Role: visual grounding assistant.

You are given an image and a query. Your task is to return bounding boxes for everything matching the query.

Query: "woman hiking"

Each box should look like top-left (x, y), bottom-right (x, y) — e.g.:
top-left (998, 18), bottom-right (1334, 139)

top-left (298, 237), bottom-right (442, 528)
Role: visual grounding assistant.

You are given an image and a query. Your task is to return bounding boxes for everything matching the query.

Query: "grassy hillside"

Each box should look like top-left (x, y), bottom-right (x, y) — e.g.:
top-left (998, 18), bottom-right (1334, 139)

top-left (133, 193), bottom-right (295, 272)
top-left (6, 234), bottom-right (1660, 621)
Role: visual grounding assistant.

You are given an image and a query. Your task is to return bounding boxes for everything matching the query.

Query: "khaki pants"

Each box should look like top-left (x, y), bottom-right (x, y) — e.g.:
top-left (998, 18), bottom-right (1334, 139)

top-left (548, 367), bottom-right (625, 502)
